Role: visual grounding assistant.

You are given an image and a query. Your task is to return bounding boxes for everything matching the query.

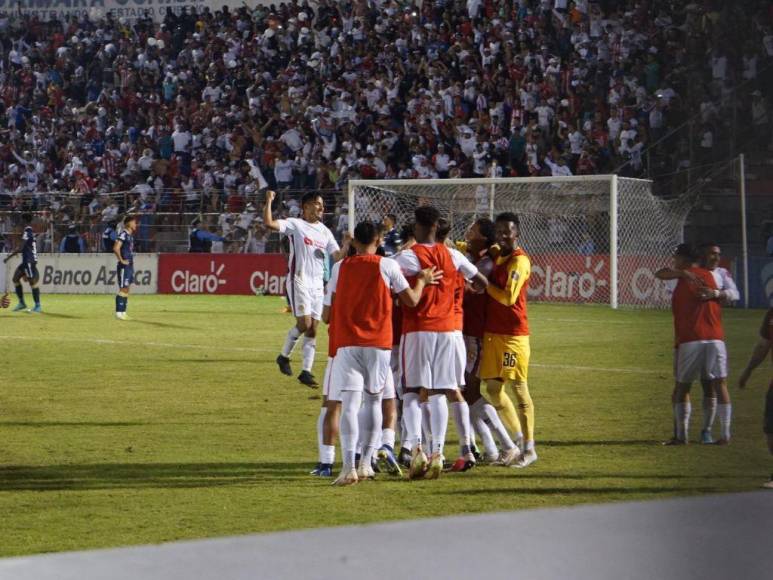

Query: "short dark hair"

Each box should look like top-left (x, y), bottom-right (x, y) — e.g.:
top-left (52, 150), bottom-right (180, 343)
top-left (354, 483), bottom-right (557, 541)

top-left (400, 222), bottom-right (415, 242)
top-left (436, 218), bottom-right (451, 242)
top-left (385, 213), bottom-right (398, 224)
top-left (415, 205), bottom-right (441, 227)
top-left (123, 214), bottom-right (137, 225)
top-left (699, 242), bottom-right (720, 251)
top-left (495, 212), bottom-right (520, 226)
top-left (301, 192), bottom-right (322, 207)
top-left (354, 221), bottom-right (379, 246)
top-left (475, 218), bottom-right (496, 246)
top-left (674, 243), bottom-right (696, 261)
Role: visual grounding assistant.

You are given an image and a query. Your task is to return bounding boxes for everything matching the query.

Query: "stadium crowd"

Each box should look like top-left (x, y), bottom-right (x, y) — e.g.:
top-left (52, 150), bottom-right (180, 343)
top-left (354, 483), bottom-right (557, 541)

top-left (0, 0), bottom-right (772, 252)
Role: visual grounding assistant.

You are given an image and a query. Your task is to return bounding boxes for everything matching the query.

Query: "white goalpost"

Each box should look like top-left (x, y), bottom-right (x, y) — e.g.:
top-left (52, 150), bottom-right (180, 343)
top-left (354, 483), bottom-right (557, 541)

top-left (347, 175), bottom-right (693, 309)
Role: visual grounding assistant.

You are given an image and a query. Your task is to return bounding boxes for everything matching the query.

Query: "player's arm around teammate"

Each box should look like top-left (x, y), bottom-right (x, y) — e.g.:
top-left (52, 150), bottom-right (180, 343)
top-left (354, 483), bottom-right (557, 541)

top-left (325, 221), bottom-right (441, 485)
top-left (480, 213), bottom-right (536, 467)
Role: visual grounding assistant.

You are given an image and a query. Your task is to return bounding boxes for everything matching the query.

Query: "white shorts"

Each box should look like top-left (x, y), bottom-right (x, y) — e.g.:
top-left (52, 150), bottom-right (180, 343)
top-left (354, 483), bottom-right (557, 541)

top-left (287, 281), bottom-right (323, 320)
top-left (674, 340), bottom-right (728, 383)
top-left (330, 346), bottom-right (391, 394)
top-left (322, 356), bottom-right (341, 402)
top-left (463, 334), bottom-right (483, 376)
top-left (391, 346), bottom-right (402, 399)
top-left (453, 331), bottom-right (467, 388)
top-left (400, 331), bottom-right (462, 390)
top-left (383, 366), bottom-right (396, 400)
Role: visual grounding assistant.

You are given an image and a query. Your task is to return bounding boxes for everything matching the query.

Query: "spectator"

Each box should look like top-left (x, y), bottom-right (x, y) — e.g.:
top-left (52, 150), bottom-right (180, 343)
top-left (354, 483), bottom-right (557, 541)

top-left (59, 225), bottom-right (86, 253)
top-left (381, 214), bottom-right (402, 257)
top-left (189, 218), bottom-right (225, 253)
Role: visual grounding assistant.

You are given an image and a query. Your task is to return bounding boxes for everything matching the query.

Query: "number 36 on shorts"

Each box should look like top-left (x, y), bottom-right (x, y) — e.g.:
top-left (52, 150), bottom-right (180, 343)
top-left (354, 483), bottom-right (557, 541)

top-left (503, 352), bottom-right (518, 368)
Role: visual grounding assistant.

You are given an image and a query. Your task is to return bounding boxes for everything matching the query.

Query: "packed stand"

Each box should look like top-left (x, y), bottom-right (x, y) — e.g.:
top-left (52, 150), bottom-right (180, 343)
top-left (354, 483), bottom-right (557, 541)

top-left (1, 0), bottom-right (772, 252)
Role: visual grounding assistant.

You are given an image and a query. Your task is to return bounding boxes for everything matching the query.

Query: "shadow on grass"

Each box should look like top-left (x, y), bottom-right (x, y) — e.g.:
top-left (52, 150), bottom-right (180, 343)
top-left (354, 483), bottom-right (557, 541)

top-left (444, 486), bottom-right (723, 496)
top-left (0, 462), bottom-right (312, 492)
top-left (39, 312), bottom-right (82, 320)
top-left (158, 310), bottom-right (253, 316)
top-left (0, 420), bottom-right (257, 428)
top-left (0, 421), bottom-right (149, 428)
top-left (165, 359), bottom-right (257, 364)
top-left (130, 320), bottom-right (195, 330)
top-left (541, 440), bottom-right (660, 447)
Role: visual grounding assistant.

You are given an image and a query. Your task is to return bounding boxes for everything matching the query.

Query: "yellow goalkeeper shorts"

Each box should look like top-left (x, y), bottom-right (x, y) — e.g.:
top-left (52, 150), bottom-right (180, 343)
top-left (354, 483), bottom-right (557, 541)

top-left (479, 333), bottom-right (530, 383)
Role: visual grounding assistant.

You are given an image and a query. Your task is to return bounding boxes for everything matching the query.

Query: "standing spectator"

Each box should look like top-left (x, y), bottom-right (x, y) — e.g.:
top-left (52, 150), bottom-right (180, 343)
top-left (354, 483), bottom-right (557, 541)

top-left (59, 225), bottom-right (86, 253)
top-left (189, 218), bottom-right (225, 253)
top-left (381, 214), bottom-right (402, 257)
top-left (274, 152), bottom-right (294, 190)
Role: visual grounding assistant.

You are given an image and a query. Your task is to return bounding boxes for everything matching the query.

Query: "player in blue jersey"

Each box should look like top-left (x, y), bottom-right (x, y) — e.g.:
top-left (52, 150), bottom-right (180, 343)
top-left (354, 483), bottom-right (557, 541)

top-left (3, 224), bottom-right (42, 313)
top-left (114, 215), bottom-right (137, 320)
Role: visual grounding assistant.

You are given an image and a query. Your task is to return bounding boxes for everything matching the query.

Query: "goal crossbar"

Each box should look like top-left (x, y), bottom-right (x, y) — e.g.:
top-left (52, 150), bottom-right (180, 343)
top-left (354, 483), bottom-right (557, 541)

top-left (347, 175), bottom-right (688, 309)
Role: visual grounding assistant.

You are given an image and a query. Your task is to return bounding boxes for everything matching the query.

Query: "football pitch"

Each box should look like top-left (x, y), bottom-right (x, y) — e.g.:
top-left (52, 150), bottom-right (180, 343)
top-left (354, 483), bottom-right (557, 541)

top-left (0, 295), bottom-right (769, 557)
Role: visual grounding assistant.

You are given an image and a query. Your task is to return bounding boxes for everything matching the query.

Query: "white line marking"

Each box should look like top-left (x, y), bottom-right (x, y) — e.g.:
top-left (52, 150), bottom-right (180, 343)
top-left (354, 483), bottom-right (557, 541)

top-left (531, 363), bottom-right (660, 375)
top-left (0, 334), bottom-right (663, 375)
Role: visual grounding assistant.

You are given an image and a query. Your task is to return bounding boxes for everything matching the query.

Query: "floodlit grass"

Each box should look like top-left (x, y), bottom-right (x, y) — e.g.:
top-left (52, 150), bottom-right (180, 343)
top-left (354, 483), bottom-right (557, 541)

top-left (0, 295), bottom-right (769, 556)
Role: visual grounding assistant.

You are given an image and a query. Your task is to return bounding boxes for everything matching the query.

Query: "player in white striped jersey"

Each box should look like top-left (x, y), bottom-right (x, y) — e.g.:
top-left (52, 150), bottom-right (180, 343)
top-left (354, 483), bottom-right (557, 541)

top-left (696, 243), bottom-right (739, 444)
top-left (264, 190), bottom-right (350, 387)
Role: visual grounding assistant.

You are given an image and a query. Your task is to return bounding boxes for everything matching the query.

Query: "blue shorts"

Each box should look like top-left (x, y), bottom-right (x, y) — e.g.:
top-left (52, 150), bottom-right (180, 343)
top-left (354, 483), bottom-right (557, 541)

top-left (15, 262), bottom-right (39, 282)
top-left (117, 264), bottom-right (134, 289)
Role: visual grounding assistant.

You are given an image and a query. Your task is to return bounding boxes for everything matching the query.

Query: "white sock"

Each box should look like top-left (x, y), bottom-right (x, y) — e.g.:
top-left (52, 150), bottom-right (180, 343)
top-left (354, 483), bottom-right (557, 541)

top-left (428, 394), bottom-right (449, 456)
top-left (382, 428), bottom-right (396, 450)
top-left (402, 393), bottom-right (422, 450)
top-left (340, 390), bottom-right (362, 470)
top-left (360, 392), bottom-right (383, 467)
top-left (281, 326), bottom-right (301, 357)
top-left (400, 413), bottom-right (408, 449)
top-left (421, 401), bottom-right (432, 451)
top-left (717, 403), bottom-right (732, 441)
top-left (675, 402), bottom-right (691, 441)
top-left (356, 402), bottom-right (368, 456)
top-left (301, 336), bottom-right (316, 372)
top-left (702, 397), bottom-right (717, 432)
top-left (472, 398), bottom-right (516, 451)
top-left (450, 400), bottom-right (472, 456)
top-left (321, 445), bottom-right (335, 465)
top-left (316, 407), bottom-right (326, 463)
top-left (470, 401), bottom-right (498, 458)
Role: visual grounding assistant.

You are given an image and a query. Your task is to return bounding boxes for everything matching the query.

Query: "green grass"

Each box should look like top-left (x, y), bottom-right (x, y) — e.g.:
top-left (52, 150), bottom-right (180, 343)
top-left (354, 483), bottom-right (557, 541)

top-left (0, 295), bottom-right (769, 557)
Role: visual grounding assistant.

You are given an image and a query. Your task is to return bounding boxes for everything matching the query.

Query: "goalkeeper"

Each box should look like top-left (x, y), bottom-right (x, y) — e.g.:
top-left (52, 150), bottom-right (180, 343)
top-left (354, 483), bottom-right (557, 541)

top-left (479, 212), bottom-right (537, 468)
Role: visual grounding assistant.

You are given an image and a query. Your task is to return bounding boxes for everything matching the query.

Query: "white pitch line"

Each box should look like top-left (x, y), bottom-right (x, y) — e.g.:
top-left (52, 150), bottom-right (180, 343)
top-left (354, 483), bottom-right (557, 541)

top-left (531, 362), bottom-right (660, 375)
top-left (0, 334), bottom-right (663, 375)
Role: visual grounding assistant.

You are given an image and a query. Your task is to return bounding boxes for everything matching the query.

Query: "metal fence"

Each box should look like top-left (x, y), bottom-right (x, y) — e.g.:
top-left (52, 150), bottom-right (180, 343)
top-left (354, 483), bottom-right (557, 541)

top-left (0, 189), bottom-right (348, 254)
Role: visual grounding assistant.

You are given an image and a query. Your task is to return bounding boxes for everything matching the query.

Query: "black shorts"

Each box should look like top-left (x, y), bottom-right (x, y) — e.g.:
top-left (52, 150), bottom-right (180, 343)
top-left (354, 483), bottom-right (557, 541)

top-left (764, 383), bottom-right (773, 435)
top-left (15, 263), bottom-right (39, 281)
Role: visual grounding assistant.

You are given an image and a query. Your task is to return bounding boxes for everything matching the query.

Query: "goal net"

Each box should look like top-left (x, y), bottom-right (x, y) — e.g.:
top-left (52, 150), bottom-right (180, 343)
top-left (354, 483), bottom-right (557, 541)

top-left (348, 176), bottom-right (693, 308)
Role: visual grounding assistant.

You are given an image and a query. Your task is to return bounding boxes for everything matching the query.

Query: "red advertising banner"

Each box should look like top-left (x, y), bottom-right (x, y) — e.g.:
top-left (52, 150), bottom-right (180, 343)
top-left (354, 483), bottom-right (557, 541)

top-left (158, 254), bottom-right (288, 295)
top-left (529, 254), bottom-right (733, 307)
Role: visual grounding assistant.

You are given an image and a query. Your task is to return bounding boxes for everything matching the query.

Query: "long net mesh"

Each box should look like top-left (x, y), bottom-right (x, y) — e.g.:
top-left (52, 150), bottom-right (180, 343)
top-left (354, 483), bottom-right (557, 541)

top-left (350, 177), bottom-right (693, 308)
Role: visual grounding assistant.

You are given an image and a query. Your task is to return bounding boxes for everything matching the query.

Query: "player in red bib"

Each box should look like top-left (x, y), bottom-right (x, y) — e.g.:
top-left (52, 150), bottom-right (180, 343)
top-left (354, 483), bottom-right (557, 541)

top-left (395, 206), bottom-right (487, 479)
top-left (324, 221), bottom-right (441, 486)
top-left (656, 244), bottom-right (725, 445)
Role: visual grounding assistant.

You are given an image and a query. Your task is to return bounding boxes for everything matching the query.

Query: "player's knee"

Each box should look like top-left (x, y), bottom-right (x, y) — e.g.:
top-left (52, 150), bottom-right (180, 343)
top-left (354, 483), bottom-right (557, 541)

top-left (485, 381), bottom-right (504, 402)
top-left (304, 326), bottom-right (317, 338)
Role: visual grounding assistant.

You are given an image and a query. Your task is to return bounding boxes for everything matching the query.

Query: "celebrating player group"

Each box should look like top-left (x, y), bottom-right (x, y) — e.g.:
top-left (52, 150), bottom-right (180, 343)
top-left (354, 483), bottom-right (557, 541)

top-left (265, 190), bottom-right (539, 485)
